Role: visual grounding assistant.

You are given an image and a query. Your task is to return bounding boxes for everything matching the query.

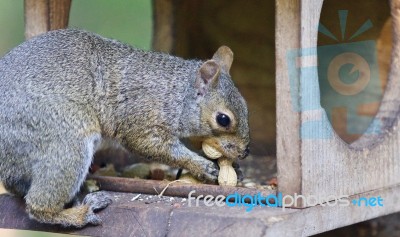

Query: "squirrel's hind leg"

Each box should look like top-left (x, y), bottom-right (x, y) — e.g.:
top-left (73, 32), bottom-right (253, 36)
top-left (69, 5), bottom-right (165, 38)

top-left (27, 191), bottom-right (111, 227)
top-left (25, 133), bottom-right (111, 227)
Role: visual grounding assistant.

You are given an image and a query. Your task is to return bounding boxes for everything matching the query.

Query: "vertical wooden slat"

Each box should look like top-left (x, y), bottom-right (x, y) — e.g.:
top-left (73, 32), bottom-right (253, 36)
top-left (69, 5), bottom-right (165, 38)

top-left (152, 0), bottom-right (174, 53)
top-left (49, 0), bottom-right (71, 31)
top-left (275, 0), bottom-right (303, 204)
top-left (24, 0), bottom-right (49, 39)
top-left (24, 0), bottom-right (71, 40)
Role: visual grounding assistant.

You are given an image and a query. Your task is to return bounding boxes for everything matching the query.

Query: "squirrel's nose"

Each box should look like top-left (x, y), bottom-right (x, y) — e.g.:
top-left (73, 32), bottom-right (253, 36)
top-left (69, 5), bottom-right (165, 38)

top-left (240, 146), bottom-right (250, 159)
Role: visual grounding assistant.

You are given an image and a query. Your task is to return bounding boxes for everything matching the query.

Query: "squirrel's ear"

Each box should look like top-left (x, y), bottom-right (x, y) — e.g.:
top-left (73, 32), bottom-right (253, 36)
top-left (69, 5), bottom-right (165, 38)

top-left (212, 46), bottom-right (233, 73)
top-left (196, 60), bottom-right (220, 97)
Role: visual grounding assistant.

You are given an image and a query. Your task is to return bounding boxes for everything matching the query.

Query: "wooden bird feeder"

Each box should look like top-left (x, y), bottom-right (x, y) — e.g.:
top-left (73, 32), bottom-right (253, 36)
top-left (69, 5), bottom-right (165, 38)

top-left (1, 0), bottom-right (400, 236)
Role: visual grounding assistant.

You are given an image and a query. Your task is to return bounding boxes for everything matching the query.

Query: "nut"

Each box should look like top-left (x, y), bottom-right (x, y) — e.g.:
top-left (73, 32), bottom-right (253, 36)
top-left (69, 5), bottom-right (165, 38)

top-left (202, 143), bottom-right (222, 159)
top-left (217, 158), bottom-right (237, 186)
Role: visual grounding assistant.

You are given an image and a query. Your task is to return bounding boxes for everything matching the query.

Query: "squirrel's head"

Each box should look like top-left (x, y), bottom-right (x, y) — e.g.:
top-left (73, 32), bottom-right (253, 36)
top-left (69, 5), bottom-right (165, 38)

top-left (192, 46), bottom-right (250, 160)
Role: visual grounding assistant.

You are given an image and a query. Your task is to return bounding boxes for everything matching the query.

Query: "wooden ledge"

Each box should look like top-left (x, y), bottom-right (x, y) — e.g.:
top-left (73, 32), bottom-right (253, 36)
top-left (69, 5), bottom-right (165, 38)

top-left (1, 183), bottom-right (400, 236)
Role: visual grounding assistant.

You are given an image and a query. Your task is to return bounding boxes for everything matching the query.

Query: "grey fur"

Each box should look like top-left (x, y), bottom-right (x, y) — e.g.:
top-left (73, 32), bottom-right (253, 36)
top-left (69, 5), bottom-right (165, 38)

top-left (0, 29), bottom-right (249, 227)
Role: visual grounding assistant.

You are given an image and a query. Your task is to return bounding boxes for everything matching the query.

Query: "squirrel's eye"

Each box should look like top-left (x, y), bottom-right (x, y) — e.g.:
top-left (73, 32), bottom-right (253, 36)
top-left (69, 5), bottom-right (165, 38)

top-left (216, 113), bottom-right (231, 127)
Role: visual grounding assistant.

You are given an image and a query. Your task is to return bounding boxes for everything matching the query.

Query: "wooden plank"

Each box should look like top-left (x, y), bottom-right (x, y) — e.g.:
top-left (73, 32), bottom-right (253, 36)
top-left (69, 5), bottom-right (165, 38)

top-left (24, 0), bottom-right (49, 39)
top-left (24, 0), bottom-right (71, 39)
top-left (48, 0), bottom-right (71, 31)
top-left (266, 184), bottom-right (400, 236)
top-left (300, 0), bottom-right (400, 201)
top-left (152, 0), bottom-right (174, 53)
top-left (276, 0), bottom-right (400, 207)
top-left (275, 0), bottom-right (303, 204)
top-left (2, 184), bottom-right (400, 236)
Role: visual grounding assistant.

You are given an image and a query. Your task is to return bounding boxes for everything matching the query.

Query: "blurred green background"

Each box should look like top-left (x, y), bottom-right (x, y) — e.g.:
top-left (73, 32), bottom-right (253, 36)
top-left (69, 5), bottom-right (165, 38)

top-left (0, 0), bottom-right (152, 57)
top-left (0, 229), bottom-right (73, 237)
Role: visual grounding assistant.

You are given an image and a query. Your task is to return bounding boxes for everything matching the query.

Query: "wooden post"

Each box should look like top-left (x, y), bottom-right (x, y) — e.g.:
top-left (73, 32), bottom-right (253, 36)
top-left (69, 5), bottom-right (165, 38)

top-left (24, 0), bottom-right (72, 40)
top-left (152, 0), bottom-right (174, 53)
top-left (275, 0), bottom-right (303, 204)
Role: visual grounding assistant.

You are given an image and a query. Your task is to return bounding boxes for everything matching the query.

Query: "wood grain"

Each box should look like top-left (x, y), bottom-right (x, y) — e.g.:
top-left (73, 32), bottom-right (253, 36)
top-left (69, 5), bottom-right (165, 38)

top-left (2, 184), bottom-right (400, 236)
top-left (276, 0), bottom-right (302, 204)
top-left (152, 0), bottom-right (174, 53)
top-left (276, 0), bottom-right (400, 207)
top-left (24, 0), bottom-right (71, 39)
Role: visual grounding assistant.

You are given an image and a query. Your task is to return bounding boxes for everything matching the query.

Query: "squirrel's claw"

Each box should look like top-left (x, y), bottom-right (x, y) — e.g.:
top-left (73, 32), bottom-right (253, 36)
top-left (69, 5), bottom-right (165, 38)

top-left (195, 158), bottom-right (219, 183)
top-left (81, 191), bottom-right (112, 226)
top-left (83, 191), bottom-right (112, 212)
top-left (85, 211), bottom-right (103, 226)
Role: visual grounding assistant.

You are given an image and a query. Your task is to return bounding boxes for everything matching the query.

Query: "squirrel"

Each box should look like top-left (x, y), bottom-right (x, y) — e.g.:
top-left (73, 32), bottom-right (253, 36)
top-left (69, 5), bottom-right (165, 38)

top-left (0, 29), bottom-right (250, 227)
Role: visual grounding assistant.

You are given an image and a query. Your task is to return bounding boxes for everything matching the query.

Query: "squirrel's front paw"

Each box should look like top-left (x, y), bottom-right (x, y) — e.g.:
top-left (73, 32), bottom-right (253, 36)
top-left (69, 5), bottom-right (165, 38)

top-left (190, 158), bottom-right (219, 183)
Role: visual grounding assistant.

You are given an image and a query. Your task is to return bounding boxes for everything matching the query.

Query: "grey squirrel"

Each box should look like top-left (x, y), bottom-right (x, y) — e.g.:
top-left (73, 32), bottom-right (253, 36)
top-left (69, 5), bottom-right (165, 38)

top-left (0, 29), bottom-right (250, 227)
